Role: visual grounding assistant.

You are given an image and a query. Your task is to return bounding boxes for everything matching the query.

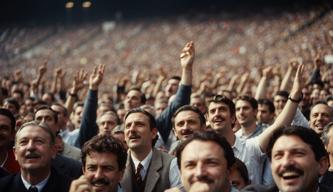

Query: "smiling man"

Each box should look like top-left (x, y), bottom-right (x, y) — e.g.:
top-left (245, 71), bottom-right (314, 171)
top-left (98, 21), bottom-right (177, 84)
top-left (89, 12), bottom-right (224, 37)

top-left (242, 126), bottom-right (331, 192)
top-left (69, 135), bottom-right (127, 192)
top-left (309, 101), bottom-right (333, 136)
top-left (0, 121), bottom-right (71, 192)
top-left (176, 131), bottom-right (238, 192)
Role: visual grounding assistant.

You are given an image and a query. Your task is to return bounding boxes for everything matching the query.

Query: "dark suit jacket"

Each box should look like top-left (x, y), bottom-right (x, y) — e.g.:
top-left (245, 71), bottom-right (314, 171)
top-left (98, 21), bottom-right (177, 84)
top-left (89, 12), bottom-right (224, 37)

top-left (121, 149), bottom-right (174, 192)
top-left (241, 184), bottom-right (332, 192)
top-left (52, 154), bottom-right (82, 180)
top-left (0, 168), bottom-right (71, 192)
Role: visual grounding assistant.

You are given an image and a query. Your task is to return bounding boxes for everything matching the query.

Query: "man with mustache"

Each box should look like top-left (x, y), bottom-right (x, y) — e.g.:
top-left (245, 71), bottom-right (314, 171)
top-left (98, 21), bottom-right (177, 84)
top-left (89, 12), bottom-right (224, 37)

top-left (169, 105), bottom-right (206, 154)
top-left (0, 121), bottom-right (71, 192)
top-left (121, 108), bottom-right (182, 192)
top-left (176, 131), bottom-right (238, 192)
top-left (309, 101), bottom-right (332, 136)
top-left (207, 64), bottom-right (304, 185)
top-left (241, 126), bottom-right (331, 192)
top-left (69, 134), bottom-right (127, 192)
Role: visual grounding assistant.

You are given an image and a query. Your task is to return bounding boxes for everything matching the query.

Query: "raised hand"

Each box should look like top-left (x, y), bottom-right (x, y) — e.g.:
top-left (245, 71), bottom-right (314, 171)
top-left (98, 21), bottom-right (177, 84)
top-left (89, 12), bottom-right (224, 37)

top-left (180, 41), bottom-right (195, 68)
top-left (89, 64), bottom-right (105, 90)
top-left (262, 66), bottom-right (273, 78)
top-left (72, 69), bottom-right (88, 94)
top-left (290, 64), bottom-right (305, 98)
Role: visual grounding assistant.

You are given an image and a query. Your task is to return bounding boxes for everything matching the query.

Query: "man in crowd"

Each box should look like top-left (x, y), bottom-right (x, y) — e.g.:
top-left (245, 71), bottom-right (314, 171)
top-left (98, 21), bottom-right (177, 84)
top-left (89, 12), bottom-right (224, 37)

top-left (34, 105), bottom-right (82, 179)
top-left (176, 131), bottom-right (238, 192)
top-left (207, 64), bottom-right (304, 184)
top-left (169, 105), bottom-right (206, 154)
top-left (0, 121), bottom-right (71, 191)
top-left (257, 99), bottom-right (275, 125)
top-left (0, 108), bottom-right (20, 174)
top-left (309, 101), bottom-right (333, 136)
top-left (242, 126), bottom-right (331, 192)
top-left (121, 108), bottom-right (181, 192)
top-left (69, 134), bottom-right (127, 192)
top-left (34, 105), bottom-right (81, 161)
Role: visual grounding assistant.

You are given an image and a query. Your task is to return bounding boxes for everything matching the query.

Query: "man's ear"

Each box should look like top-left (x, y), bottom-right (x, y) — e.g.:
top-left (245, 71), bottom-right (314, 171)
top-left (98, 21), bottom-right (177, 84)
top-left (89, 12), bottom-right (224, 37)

top-left (151, 127), bottom-right (158, 139)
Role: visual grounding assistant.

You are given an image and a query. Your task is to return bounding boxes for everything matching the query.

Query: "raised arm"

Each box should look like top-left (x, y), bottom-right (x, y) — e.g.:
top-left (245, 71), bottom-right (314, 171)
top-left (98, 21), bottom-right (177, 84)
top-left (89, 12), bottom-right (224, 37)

top-left (180, 41), bottom-right (194, 86)
top-left (280, 58), bottom-right (298, 91)
top-left (65, 69), bottom-right (88, 115)
top-left (30, 63), bottom-right (47, 98)
top-left (255, 66), bottom-right (273, 100)
top-left (75, 64), bottom-right (105, 148)
top-left (156, 41), bottom-right (194, 143)
top-left (259, 64), bottom-right (304, 153)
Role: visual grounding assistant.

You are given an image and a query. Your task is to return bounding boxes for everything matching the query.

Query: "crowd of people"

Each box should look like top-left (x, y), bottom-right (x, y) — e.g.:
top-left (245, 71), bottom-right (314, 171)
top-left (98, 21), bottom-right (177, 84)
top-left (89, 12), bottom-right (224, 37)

top-left (0, 1), bottom-right (333, 192)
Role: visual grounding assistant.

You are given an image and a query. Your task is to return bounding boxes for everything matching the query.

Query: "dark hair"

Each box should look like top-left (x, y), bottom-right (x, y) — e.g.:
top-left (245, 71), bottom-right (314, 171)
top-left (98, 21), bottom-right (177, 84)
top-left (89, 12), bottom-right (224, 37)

top-left (310, 101), bottom-right (333, 118)
top-left (267, 125), bottom-right (327, 162)
top-left (274, 91), bottom-right (289, 99)
top-left (208, 95), bottom-right (235, 115)
top-left (82, 134), bottom-right (127, 171)
top-left (176, 130), bottom-right (235, 169)
top-left (258, 99), bottom-right (275, 113)
top-left (169, 76), bottom-right (181, 82)
top-left (16, 121), bottom-right (55, 145)
top-left (127, 87), bottom-right (146, 104)
top-left (52, 103), bottom-right (68, 117)
top-left (172, 105), bottom-right (206, 127)
top-left (4, 98), bottom-right (20, 111)
top-left (0, 108), bottom-right (16, 131)
top-left (12, 89), bottom-right (24, 98)
top-left (34, 105), bottom-right (58, 123)
top-left (124, 108), bottom-right (158, 145)
top-left (231, 158), bottom-right (250, 185)
top-left (236, 95), bottom-right (258, 110)
top-left (321, 122), bottom-right (333, 146)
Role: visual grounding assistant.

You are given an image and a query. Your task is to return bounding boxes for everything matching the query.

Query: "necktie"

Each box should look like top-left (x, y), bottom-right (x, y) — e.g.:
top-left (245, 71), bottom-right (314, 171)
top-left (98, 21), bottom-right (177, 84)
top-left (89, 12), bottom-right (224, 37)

top-left (28, 186), bottom-right (38, 192)
top-left (135, 163), bottom-right (144, 185)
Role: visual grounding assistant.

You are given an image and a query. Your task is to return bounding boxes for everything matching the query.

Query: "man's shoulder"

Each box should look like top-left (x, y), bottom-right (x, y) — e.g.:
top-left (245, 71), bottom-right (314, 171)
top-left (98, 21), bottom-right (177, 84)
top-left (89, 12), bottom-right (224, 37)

top-left (0, 173), bottom-right (22, 191)
top-left (153, 149), bottom-right (175, 162)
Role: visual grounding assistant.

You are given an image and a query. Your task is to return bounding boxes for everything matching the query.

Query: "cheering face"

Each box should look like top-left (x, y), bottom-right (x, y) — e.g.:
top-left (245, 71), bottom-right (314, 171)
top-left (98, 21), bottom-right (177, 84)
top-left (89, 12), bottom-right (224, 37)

top-left (84, 152), bottom-right (123, 192)
top-left (309, 104), bottom-right (332, 135)
top-left (207, 102), bottom-right (234, 133)
top-left (271, 135), bottom-right (326, 192)
top-left (14, 125), bottom-right (55, 172)
top-left (173, 110), bottom-right (203, 141)
top-left (180, 140), bottom-right (230, 192)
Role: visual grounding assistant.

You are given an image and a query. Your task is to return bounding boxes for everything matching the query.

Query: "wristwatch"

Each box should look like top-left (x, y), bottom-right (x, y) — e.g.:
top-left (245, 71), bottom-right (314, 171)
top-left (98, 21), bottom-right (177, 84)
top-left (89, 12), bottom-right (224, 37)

top-left (288, 93), bottom-right (303, 103)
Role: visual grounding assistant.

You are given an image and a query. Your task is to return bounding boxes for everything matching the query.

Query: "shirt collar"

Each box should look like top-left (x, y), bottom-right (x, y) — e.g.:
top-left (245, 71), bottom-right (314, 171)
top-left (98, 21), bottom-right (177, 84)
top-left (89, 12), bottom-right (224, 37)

top-left (131, 150), bottom-right (153, 174)
top-left (21, 172), bottom-right (50, 192)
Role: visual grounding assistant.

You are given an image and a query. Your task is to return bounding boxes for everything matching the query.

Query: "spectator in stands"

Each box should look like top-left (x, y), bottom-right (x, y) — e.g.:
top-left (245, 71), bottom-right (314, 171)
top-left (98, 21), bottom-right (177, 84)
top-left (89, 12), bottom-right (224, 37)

top-left (69, 135), bottom-right (127, 192)
top-left (242, 126), bottom-right (331, 192)
top-left (0, 121), bottom-right (72, 192)
top-left (0, 109), bottom-right (20, 174)
top-left (121, 108), bottom-right (181, 191)
top-left (175, 131), bottom-right (238, 192)
top-left (257, 99), bottom-right (275, 125)
top-left (309, 101), bottom-right (333, 135)
top-left (207, 64), bottom-right (304, 185)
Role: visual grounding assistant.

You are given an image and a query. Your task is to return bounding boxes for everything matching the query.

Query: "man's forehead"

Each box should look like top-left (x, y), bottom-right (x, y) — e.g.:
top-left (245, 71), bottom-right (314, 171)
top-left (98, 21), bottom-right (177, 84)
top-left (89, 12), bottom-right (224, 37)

top-left (36, 109), bottom-right (54, 116)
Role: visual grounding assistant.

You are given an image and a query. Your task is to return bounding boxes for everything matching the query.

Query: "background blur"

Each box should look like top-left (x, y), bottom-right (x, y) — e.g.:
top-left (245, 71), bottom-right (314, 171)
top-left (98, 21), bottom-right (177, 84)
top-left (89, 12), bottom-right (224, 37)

top-left (1, 0), bottom-right (332, 89)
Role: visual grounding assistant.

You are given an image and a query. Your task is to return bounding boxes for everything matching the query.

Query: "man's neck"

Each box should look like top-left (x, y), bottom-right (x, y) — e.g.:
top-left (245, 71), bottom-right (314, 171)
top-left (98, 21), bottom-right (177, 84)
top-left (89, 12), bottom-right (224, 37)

top-left (0, 149), bottom-right (8, 166)
top-left (130, 147), bottom-right (152, 161)
top-left (329, 154), bottom-right (333, 171)
top-left (240, 121), bottom-right (257, 137)
top-left (21, 168), bottom-right (51, 185)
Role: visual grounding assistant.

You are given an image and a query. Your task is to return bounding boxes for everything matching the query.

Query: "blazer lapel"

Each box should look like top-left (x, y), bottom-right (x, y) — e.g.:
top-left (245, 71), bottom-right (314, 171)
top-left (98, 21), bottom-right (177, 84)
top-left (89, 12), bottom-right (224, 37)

top-left (144, 150), bottom-right (162, 192)
top-left (121, 152), bottom-right (133, 192)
